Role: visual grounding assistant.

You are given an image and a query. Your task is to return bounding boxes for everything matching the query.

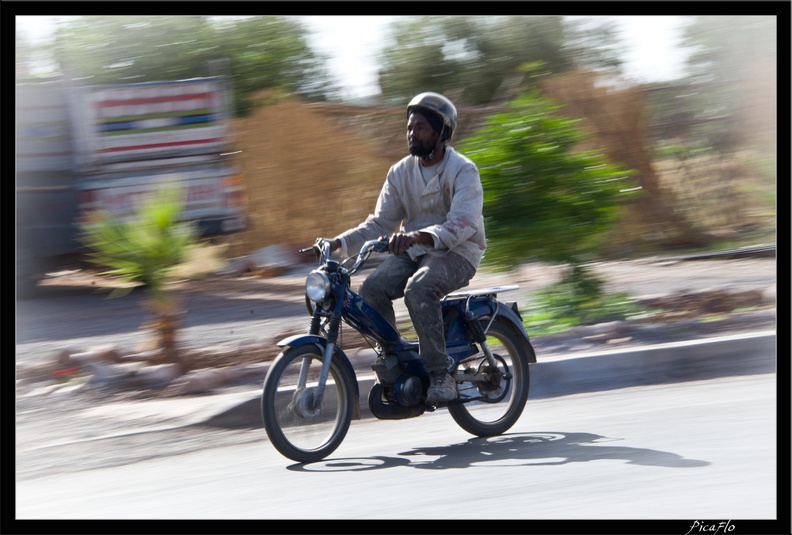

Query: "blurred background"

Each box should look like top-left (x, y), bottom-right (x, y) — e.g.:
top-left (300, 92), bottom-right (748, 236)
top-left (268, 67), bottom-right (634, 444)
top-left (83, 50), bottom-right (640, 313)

top-left (15, 14), bottom-right (778, 264)
top-left (14, 17), bottom-right (780, 509)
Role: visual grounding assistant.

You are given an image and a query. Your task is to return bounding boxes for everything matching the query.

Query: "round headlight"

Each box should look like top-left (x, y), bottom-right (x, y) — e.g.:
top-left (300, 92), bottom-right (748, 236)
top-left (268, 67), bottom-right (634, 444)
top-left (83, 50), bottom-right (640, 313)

top-left (305, 271), bottom-right (331, 303)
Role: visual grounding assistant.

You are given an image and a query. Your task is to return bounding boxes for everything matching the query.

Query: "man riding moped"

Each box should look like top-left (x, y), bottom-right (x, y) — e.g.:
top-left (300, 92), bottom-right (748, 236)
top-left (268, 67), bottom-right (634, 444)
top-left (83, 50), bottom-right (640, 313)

top-left (324, 92), bottom-right (486, 405)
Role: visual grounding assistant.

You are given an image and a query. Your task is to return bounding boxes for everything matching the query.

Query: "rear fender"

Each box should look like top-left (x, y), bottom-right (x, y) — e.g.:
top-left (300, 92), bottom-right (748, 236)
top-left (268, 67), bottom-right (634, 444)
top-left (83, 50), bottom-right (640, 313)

top-left (277, 334), bottom-right (361, 418)
top-left (469, 300), bottom-right (537, 363)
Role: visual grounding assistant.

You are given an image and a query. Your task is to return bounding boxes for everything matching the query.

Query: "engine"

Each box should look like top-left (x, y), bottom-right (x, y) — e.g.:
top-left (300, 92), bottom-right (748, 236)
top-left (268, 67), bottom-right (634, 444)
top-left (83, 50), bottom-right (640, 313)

top-left (368, 351), bottom-right (426, 419)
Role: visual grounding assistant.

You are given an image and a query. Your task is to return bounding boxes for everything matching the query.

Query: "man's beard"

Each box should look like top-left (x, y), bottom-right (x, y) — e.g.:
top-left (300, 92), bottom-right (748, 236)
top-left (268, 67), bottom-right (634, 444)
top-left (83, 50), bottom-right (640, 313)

top-left (409, 138), bottom-right (436, 159)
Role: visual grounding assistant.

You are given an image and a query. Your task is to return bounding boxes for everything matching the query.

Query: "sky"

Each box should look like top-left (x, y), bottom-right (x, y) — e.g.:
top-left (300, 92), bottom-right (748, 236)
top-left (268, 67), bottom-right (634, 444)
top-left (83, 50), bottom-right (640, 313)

top-left (16, 15), bottom-right (692, 100)
top-left (301, 15), bottom-right (692, 99)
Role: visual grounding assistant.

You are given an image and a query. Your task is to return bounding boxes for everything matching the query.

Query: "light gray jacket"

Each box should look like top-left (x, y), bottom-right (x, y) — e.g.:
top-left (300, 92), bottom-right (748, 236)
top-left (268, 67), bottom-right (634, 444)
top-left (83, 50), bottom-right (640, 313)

top-left (335, 147), bottom-right (486, 270)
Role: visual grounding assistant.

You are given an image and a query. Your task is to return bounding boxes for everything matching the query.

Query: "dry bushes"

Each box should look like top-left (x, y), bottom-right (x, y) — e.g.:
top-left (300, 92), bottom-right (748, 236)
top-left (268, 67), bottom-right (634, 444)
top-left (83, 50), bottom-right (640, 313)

top-left (228, 91), bottom-right (502, 259)
top-left (228, 79), bottom-right (772, 261)
top-left (542, 70), bottom-right (774, 251)
top-left (228, 91), bottom-right (396, 257)
top-left (541, 71), bottom-right (711, 251)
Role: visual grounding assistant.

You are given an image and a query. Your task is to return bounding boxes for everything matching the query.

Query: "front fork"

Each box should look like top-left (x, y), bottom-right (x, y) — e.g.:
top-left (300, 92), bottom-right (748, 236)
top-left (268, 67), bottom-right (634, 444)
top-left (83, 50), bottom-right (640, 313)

top-left (300, 304), bottom-right (343, 409)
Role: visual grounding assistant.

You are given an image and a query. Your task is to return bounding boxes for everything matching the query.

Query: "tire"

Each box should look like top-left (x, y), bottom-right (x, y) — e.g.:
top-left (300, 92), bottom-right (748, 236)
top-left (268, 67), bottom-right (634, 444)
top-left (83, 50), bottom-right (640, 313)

top-left (448, 317), bottom-right (532, 437)
top-left (261, 345), bottom-right (355, 463)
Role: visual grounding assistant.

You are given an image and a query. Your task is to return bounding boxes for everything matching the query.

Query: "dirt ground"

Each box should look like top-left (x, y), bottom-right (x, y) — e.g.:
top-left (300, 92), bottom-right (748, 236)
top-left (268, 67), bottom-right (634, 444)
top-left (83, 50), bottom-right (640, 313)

top-left (16, 255), bottom-right (777, 394)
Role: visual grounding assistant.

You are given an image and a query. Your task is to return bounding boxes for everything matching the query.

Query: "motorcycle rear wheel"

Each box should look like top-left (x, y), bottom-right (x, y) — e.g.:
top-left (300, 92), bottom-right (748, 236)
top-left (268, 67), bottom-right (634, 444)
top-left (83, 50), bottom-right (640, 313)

top-left (449, 317), bottom-right (532, 436)
top-left (261, 345), bottom-right (354, 463)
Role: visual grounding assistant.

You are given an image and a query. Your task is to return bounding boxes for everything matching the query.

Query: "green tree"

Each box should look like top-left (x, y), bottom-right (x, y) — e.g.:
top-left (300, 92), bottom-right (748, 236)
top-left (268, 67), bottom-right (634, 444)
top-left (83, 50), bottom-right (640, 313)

top-left (562, 17), bottom-right (624, 73)
top-left (639, 15), bottom-right (776, 248)
top-left (676, 15), bottom-right (777, 154)
top-left (51, 16), bottom-right (215, 82)
top-left (212, 16), bottom-right (337, 111)
top-left (15, 27), bottom-right (35, 72)
top-left (459, 89), bottom-right (636, 267)
top-left (458, 89), bottom-right (638, 327)
top-left (81, 184), bottom-right (205, 374)
top-left (683, 15), bottom-right (776, 84)
top-left (377, 15), bottom-right (623, 106)
top-left (49, 15), bottom-right (336, 115)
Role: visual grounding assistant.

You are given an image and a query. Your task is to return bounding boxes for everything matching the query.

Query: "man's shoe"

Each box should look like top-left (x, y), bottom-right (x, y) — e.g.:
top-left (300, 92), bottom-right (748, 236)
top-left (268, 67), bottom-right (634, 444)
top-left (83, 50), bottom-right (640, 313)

top-left (426, 372), bottom-right (457, 404)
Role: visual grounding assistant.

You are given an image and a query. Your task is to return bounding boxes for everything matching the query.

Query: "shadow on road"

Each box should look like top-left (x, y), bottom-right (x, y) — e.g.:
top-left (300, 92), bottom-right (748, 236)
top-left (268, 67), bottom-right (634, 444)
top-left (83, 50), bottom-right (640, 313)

top-left (286, 431), bottom-right (710, 472)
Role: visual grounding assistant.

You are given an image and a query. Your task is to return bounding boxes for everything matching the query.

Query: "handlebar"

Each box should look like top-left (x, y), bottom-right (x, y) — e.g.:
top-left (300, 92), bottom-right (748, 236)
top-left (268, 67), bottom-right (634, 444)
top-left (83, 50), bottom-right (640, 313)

top-left (367, 237), bottom-right (391, 254)
top-left (302, 236), bottom-right (390, 273)
top-left (348, 237), bottom-right (389, 273)
top-left (299, 238), bottom-right (334, 261)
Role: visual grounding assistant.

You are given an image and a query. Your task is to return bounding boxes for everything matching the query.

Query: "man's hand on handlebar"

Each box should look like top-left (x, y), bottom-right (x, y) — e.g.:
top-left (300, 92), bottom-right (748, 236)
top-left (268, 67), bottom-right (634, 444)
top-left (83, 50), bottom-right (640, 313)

top-left (309, 233), bottom-right (429, 259)
top-left (388, 231), bottom-right (431, 256)
top-left (306, 238), bottom-right (340, 259)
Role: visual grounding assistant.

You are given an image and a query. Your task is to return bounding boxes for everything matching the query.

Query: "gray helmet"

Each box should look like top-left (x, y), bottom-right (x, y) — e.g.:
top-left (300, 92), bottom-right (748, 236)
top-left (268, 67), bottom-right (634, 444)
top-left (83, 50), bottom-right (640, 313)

top-left (407, 92), bottom-right (457, 141)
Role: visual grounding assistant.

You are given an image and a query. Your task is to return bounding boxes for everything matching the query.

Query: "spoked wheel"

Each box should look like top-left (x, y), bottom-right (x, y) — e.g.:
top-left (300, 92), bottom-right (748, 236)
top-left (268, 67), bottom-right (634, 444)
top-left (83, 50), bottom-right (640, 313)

top-left (261, 345), bottom-right (354, 463)
top-left (449, 317), bottom-right (532, 437)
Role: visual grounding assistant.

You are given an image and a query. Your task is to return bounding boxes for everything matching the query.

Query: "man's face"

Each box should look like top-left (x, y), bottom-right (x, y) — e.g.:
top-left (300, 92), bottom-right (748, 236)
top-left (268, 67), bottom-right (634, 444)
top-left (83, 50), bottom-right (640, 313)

top-left (407, 112), bottom-right (440, 158)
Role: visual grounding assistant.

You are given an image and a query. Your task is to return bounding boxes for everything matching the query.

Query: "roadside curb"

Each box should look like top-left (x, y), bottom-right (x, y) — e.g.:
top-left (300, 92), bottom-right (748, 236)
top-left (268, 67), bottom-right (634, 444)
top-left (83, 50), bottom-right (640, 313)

top-left (528, 330), bottom-right (776, 398)
top-left (646, 244), bottom-right (776, 262)
top-left (203, 330), bottom-right (776, 429)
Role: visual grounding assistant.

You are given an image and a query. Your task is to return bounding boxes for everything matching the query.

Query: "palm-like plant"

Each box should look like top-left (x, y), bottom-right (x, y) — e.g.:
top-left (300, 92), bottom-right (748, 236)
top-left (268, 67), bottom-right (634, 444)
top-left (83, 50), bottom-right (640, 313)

top-left (81, 183), bottom-right (202, 374)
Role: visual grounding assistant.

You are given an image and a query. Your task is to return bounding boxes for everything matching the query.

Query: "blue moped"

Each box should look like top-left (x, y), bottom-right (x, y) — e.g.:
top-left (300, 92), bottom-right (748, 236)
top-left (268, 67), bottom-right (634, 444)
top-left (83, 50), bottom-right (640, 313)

top-left (261, 237), bottom-right (536, 463)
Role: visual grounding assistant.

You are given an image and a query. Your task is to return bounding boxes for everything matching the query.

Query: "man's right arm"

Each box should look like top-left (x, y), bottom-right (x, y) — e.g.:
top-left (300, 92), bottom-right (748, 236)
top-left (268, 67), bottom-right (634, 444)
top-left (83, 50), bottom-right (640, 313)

top-left (331, 169), bottom-right (404, 256)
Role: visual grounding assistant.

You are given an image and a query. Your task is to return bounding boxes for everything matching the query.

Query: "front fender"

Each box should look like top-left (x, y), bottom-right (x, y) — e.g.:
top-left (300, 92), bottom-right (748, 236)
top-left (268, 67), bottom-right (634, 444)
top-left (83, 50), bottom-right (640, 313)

top-left (277, 333), bottom-right (325, 349)
top-left (277, 334), bottom-right (361, 418)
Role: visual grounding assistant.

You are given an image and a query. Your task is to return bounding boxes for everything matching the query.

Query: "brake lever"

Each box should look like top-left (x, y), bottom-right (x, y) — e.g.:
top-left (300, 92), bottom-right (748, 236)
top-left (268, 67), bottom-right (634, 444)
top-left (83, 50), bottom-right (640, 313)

top-left (300, 238), bottom-right (330, 260)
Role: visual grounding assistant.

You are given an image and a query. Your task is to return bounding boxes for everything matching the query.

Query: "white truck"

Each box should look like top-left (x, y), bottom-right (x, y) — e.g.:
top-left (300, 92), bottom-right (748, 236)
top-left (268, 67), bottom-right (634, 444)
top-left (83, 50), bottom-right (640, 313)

top-left (16, 76), bottom-right (247, 295)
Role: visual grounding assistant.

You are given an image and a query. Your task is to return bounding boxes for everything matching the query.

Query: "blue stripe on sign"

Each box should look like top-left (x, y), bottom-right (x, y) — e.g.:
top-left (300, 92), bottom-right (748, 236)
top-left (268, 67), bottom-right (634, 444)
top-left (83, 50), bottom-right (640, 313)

top-left (100, 121), bottom-right (136, 132)
top-left (181, 114), bottom-right (218, 125)
top-left (96, 114), bottom-right (217, 133)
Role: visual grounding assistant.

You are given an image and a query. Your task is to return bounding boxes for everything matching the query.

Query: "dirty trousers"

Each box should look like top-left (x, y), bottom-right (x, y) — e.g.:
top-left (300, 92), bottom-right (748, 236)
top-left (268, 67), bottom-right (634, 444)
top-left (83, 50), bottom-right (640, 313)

top-left (358, 251), bottom-right (476, 375)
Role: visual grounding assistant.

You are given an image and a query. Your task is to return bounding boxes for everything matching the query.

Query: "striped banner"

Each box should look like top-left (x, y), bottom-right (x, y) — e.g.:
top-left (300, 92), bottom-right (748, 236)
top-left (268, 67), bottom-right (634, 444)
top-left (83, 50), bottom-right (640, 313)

top-left (84, 79), bottom-right (230, 163)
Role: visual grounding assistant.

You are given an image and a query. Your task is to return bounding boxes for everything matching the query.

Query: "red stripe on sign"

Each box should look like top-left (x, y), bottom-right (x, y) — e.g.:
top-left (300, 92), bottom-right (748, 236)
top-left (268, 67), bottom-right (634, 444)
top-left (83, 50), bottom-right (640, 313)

top-left (96, 138), bottom-right (222, 153)
top-left (95, 93), bottom-right (217, 107)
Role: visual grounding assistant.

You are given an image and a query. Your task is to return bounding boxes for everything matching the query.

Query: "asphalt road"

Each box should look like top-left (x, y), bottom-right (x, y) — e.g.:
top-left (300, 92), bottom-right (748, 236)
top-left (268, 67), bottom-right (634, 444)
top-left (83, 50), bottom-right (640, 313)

top-left (15, 330), bottom-right (777, 480)
top-left (16, 372), bottom-right (779, 525)
top-left (13, 252), bottom-right (782, 530)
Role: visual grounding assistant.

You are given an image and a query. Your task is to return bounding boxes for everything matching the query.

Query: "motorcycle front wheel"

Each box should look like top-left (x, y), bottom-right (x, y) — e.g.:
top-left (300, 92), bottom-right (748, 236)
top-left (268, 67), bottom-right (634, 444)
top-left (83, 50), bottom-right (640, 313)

top-left (261, 345), bottom-right (355, 463)
top-left (449, 316), bottom-right (533, 437)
